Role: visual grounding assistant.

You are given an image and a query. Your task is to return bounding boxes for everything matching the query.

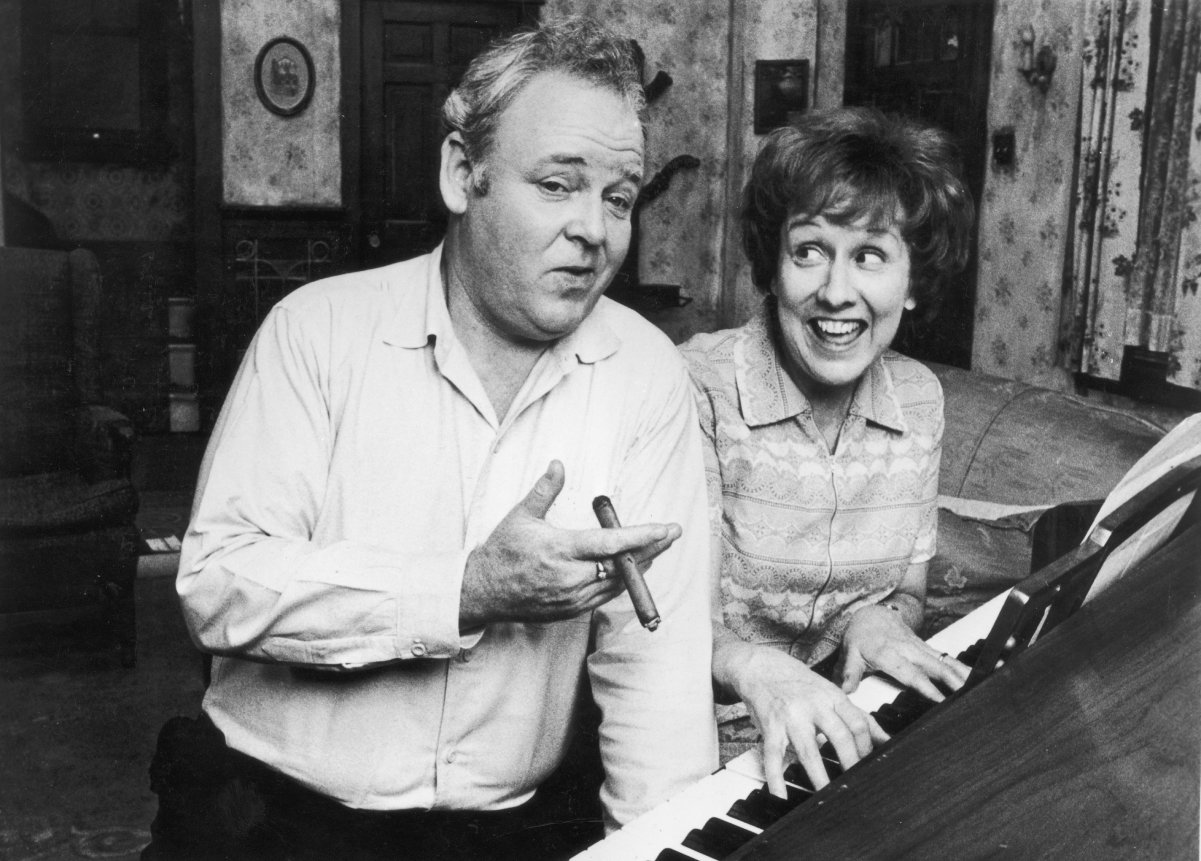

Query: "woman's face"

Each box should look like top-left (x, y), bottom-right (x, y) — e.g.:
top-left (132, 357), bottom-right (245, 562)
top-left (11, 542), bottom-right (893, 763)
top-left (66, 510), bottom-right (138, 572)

top-left (773, 212), bottom-right (914, 406)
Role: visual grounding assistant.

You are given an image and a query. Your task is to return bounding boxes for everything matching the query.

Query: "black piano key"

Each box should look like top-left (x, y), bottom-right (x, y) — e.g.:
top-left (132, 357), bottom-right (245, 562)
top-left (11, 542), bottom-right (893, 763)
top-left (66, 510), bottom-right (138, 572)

top-left (681, 816), bottom-right (757, 859)
top-left (782, 761), bottom-right (814, 790)
top-left (727, 799), bottom-right (776, 830)
top-left (872, 703), bottom-right (912, 735)
top-left (783, 760), bottom-right (842, 791)
top-left (728, 781), bottom-right (808, 829)
top-left (892, 688), bottom-right (937, 717)
top-left (785, 782), bottom-right (814, 803)
top-left (958, 638), bottom-right (985, 666)
top-left (655, 850), bottom-right (696, 861)
top-left (746, 786), bottom-right (806, 817)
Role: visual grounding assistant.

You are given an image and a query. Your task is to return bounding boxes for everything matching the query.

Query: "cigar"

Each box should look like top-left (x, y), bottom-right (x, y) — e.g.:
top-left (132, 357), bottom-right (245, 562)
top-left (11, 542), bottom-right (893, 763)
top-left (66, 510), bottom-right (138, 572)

top-left (592, 495), bottom-right (661, 631)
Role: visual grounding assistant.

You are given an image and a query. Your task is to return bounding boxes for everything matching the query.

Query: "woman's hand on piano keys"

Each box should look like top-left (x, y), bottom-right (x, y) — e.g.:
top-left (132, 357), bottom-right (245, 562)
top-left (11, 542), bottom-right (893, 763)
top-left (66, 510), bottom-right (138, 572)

top-left (838, 604), bottom-right (972, 702)
top-left (719, 642), bottom-right (889, 798)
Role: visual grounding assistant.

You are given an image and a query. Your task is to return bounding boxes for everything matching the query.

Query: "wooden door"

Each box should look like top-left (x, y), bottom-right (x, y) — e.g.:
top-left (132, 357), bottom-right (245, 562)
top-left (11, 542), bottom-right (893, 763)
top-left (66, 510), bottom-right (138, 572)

top-left (359, 1), bottom-right (535, 268)
top-left (844, 0), bottom-right (994, 369)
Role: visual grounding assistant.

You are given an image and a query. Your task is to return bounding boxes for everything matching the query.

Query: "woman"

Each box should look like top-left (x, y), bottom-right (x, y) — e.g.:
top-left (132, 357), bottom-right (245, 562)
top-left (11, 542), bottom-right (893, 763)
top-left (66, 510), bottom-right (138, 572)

top-left (680, 107), bottom-right (976, 798)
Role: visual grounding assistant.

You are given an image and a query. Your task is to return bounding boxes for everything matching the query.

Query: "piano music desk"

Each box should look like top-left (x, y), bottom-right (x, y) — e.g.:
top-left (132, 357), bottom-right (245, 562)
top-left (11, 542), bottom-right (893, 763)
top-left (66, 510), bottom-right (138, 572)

top-left (729, 520), bottom-right (1201, 861)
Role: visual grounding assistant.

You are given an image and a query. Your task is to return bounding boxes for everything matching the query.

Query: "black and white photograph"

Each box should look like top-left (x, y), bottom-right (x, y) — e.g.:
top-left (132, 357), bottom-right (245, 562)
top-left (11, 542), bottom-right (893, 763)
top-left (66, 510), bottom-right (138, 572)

top-left (1, 1), bottom-right (1198, 859)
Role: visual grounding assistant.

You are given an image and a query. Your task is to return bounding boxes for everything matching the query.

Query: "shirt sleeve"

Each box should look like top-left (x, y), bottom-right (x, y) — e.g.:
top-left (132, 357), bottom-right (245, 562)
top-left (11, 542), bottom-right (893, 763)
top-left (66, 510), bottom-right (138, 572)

top-left (587, 356), bottom-right (719, 830)
top-left (689, 371), bottom-right (728, 627)
top-left (178, 304), bottom-right (471, 669)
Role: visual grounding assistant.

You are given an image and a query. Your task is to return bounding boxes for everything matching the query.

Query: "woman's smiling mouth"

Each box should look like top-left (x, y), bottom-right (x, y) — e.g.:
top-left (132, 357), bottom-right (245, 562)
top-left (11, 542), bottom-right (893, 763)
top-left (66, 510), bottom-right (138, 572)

top-left (810, 318), bottom-right (866, 345)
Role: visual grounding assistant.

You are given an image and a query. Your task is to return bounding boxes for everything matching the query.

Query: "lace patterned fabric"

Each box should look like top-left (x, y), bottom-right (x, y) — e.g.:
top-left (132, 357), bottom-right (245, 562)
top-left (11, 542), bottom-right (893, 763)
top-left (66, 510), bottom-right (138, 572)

top-left (680, 305), bottom-right (942, 671)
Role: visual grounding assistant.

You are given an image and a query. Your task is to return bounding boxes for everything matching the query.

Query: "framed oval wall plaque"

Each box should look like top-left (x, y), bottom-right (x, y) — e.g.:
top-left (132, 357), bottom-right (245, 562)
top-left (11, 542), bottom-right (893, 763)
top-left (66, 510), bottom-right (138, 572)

top-left (254, 36), bottom-right (314, 117)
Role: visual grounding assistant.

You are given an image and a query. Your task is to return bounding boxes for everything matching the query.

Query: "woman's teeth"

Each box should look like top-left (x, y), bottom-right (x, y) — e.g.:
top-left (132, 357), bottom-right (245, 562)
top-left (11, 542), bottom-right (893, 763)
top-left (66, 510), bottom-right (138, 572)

top-left (812, 319), bottom-right (862, 339)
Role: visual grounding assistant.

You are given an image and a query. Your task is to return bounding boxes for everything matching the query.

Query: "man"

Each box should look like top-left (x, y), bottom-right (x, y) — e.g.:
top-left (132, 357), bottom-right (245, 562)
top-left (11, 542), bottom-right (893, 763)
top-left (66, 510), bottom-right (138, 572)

top-left (142, 15), bottom-right (716, 861)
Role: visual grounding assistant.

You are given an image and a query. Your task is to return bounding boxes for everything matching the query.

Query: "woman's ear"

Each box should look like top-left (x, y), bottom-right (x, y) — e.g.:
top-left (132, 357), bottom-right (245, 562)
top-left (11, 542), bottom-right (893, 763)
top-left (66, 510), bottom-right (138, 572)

top-left (439, 132), bottom-right (472, 216)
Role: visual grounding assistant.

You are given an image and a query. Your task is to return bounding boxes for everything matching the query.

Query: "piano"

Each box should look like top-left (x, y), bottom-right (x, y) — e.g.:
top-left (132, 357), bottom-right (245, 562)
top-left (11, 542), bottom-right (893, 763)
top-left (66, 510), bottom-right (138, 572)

top-left (577, 463), bottom-right (1201, 861)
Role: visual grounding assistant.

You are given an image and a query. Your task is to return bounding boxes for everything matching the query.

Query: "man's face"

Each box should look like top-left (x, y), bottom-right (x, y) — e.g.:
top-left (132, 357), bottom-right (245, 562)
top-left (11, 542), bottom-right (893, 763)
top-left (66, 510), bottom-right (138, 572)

top-left (447, 72), bottom-right (644, 345)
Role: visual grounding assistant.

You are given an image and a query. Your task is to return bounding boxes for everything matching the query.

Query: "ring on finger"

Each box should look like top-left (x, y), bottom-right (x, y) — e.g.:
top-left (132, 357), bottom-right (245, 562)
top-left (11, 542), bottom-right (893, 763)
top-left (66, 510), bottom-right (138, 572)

top-left (938, 652), bottom-right (950, 663)
top-left (595, 561), bottom-right (607, 581)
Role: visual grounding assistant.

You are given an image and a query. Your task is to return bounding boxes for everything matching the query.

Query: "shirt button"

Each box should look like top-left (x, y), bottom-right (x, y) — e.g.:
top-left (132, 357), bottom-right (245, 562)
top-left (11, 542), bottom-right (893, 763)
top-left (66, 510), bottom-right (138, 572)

top-left (458, 648), bottom-right (472, 663)
top-left (411, 641), bottom-right (427, 657)
top-left (444, 750), bottom-right (457, 764)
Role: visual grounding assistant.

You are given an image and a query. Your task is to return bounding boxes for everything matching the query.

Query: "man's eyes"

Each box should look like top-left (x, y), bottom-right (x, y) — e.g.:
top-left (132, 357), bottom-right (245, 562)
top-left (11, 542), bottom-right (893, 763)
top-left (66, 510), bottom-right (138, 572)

top-left (535, 178), bottom-right (636, 216)
top-left (605, 193), bottom-right (635, 215)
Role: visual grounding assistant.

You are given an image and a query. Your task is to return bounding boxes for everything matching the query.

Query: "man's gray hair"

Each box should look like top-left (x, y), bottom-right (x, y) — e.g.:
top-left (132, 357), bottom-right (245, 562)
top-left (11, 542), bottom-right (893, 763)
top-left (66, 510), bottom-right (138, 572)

top-left (440, 15), bottom-right (647, 173)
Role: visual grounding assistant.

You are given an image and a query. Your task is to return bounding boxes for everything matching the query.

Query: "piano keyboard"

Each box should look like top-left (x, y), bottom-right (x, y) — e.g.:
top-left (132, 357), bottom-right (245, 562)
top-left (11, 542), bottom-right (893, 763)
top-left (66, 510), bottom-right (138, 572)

top-left (573, 590), bottom-right (1012, 861)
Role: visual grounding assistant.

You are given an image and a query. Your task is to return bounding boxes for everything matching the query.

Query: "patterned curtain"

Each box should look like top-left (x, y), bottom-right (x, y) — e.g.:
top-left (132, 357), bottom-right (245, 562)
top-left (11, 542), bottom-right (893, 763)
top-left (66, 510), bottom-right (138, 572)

top-left (1061, 0), bottom-right (1201, 391)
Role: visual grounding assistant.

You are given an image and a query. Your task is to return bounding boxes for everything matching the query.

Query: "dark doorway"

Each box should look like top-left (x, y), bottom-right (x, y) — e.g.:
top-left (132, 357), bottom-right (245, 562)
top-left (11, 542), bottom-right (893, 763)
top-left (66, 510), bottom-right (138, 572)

top-left (359, 1), bottom-right (536, 268)
top-left (844, 0), bottom-right (994, 369)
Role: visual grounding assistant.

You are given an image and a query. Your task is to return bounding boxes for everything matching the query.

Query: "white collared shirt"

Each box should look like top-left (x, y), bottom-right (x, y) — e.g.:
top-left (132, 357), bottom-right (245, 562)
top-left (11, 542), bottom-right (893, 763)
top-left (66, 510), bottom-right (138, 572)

top-left (179, 245), bottom-right (717, 827)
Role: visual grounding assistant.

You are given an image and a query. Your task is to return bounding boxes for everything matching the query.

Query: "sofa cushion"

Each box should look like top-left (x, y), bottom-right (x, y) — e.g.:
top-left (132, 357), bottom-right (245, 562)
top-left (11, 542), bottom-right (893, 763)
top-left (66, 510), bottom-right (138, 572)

top-left (0, 470), bottom-right (138, 537)
top-left (0, 248), bottom-right (95, 477)
top-left (930, 363), bottom-right (1164, 506)
top-left (923, 503), bottom-right (1046, 637)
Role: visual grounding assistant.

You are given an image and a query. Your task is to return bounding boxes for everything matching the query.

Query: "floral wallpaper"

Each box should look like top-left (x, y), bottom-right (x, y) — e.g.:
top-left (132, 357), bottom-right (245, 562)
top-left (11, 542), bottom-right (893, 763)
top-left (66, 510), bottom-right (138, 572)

top-left (972, 0), bottom-right (1083, 389)
top-left (1172, 89), bottom-right (1201, 390)
top-left (12, 163), bottom-right (190, 242)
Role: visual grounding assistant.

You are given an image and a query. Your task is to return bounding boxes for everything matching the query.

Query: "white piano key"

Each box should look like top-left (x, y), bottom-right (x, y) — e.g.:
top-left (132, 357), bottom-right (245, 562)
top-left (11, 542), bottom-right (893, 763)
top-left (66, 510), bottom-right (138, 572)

top-left (573, 767), bottom-right (762, 861)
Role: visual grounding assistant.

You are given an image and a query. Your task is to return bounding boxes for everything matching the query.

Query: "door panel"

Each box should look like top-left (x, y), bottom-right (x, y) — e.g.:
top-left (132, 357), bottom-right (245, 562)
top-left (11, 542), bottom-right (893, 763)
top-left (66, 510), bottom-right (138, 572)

top-left (845, 0), bottom-right (994, 369)
top-left (360, 1), bottom-right (535, 267)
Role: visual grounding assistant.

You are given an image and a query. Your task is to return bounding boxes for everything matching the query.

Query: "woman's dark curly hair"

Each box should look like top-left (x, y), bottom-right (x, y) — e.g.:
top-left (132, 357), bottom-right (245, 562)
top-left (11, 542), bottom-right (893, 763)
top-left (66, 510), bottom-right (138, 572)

top-left (741, 107), bottom-right (974, 317)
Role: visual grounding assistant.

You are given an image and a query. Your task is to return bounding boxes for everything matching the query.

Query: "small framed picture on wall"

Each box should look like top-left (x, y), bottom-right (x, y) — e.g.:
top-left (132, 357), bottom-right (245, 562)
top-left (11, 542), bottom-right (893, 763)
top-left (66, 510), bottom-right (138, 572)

top-left (254, 36), bottom-right (315, 117)
top-left (753, 59), bottom-right (809, 134)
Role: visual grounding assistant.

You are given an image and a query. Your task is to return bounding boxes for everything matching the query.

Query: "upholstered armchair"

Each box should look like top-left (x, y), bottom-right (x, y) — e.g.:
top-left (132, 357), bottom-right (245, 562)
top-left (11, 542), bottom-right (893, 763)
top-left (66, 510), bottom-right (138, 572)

top-left (0, 247), bottom-right (140, 666)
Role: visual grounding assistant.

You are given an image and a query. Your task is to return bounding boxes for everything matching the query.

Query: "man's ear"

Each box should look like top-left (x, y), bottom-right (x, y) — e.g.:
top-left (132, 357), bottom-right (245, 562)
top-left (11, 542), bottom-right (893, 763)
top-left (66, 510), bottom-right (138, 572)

top-left (440, 132), bottom-right (472, 216)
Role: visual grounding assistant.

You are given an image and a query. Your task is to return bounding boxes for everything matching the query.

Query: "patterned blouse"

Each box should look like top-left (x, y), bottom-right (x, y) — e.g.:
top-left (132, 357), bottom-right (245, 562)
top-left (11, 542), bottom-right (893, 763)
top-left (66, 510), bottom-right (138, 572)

top-left (679, 304), bottom-right (943, 668)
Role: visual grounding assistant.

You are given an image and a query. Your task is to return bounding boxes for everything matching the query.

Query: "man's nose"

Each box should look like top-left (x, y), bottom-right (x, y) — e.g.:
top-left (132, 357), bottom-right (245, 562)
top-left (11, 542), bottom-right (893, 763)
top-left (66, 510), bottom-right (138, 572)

top-left (565, 194), bottom-right (607, 247)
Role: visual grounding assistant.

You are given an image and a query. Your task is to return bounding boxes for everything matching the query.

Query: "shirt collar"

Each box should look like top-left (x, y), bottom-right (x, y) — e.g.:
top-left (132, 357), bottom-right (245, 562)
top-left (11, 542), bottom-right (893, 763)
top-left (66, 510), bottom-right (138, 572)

top-left (733, 298), bottom-right (909, 434)
top-left (380, 243), bottom-right (447, 349)
top-left (381, 242), bottom-right (621, 366)
top-left (732, 307), bottom-right (808, 427)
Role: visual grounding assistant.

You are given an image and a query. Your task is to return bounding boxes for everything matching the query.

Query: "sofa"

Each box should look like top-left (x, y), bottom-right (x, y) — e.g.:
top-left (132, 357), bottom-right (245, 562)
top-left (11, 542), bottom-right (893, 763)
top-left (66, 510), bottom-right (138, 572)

top-left (0, 247), bottom-right (140, 666)
top-left (922, 361), bottom-right (1169, 635)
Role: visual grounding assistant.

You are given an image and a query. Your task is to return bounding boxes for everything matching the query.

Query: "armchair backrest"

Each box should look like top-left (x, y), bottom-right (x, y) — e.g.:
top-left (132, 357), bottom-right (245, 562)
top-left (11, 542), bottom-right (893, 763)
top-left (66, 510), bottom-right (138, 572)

top-left (0, 246), bottom-right (103, 477)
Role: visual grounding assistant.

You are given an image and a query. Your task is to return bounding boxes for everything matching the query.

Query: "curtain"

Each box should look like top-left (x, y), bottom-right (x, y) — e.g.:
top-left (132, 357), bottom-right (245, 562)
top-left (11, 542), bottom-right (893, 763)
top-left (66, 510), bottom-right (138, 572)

top-left (1061, 0), bottom-right (1201, 391)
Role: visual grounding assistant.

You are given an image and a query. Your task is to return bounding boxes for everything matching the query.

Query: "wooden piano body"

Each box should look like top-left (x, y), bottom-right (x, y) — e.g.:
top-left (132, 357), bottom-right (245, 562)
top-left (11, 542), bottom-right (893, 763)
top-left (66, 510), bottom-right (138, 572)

top-left (578, 480), bottom-right (1201, 860)
top-left (732, 515), bottom-right (1200, 860)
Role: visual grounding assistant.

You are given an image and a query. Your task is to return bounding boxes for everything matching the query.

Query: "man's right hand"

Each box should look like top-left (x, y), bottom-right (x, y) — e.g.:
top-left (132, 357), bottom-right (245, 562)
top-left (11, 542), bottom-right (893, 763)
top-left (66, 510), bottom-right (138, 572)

top-left (459, 460), bottom-right (682, 627)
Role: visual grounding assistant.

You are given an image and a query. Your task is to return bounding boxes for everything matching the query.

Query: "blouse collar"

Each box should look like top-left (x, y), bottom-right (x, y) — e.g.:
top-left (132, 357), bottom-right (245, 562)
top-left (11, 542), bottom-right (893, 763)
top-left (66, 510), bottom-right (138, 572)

top-left (732, 299), bottom-right (908, 434)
